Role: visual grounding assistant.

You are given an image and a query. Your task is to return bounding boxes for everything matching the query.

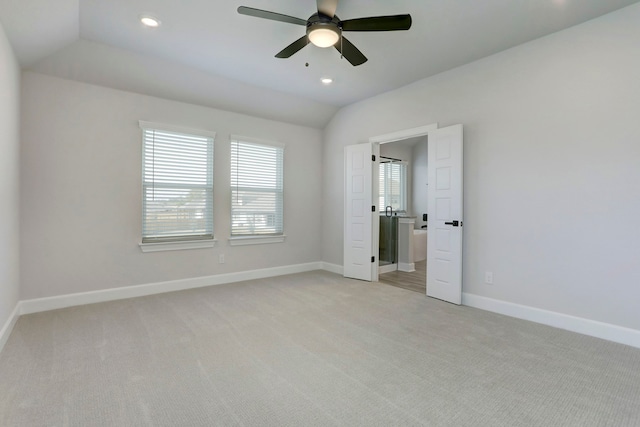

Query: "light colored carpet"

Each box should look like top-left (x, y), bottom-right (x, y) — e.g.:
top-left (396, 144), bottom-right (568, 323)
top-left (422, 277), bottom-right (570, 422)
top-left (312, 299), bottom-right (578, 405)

top-left (1, 270), bottom-right (639, 426)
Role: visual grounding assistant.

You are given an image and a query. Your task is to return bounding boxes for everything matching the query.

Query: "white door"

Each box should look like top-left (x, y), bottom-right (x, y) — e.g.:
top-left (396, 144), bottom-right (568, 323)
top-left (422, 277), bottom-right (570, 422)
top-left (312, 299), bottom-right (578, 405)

top-left (427, 124), bottom-right (463, 304)
top-left (344, 143), bottom-right (375, 281)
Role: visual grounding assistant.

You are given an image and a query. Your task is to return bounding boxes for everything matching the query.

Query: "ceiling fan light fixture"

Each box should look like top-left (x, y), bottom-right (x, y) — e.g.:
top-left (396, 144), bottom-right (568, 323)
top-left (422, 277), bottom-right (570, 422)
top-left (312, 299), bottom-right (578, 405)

top-left (307, 25), bottom-right (340, 48)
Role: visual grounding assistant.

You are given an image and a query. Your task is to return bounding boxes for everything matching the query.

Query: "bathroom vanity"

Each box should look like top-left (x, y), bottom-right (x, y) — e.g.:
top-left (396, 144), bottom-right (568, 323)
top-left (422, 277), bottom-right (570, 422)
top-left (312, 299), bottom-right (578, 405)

top-left (379, 214), bottom-right (418, 273)
top-left (397, 217), bottom-right (416, 272)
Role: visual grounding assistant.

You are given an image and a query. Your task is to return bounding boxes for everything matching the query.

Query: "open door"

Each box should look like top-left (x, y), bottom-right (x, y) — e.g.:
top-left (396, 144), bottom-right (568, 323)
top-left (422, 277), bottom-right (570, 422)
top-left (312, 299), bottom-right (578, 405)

top-left (344, 143), bottom-right (377, 281)
top-left (427, 124), bottom-right (464, 304)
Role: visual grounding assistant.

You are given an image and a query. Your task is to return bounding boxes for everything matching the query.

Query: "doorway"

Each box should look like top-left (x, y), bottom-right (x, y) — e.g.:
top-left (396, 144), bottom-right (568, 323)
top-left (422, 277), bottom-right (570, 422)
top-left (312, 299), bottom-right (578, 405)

top-left (378, 260), bottom-right (427, 293)
top-left (377, 135), bottom-right (428, 294)
top-left (344, 123), bottom-right (463, 304)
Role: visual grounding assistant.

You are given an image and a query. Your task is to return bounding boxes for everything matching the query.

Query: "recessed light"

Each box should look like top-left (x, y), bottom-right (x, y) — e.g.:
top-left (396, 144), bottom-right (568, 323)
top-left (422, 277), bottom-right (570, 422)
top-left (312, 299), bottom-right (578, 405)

top-left (140, 15), bottom-right (161, 28)
top-left (321, 77), bottom-right (333, 85)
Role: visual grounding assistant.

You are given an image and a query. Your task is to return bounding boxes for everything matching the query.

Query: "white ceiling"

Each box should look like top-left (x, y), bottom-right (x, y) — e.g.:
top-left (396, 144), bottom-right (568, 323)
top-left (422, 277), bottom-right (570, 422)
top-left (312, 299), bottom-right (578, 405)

top-left (1, 0), bottom-right (639, 127)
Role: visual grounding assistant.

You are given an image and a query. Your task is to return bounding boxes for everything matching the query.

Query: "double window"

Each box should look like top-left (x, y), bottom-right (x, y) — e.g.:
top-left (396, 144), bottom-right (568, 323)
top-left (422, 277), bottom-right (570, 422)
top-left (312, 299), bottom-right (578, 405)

top-left (139, 124), bottom-right (285, 249)
top-left (140, 122), bottom-right (215, 244)
top-left (230, 137), bottom-right (284, 237)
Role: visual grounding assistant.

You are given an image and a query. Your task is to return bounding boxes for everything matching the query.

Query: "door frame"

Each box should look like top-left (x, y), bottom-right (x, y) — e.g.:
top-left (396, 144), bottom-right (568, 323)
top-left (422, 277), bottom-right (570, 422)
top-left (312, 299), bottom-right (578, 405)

top-left (369, 123), bottom-right (439, 282)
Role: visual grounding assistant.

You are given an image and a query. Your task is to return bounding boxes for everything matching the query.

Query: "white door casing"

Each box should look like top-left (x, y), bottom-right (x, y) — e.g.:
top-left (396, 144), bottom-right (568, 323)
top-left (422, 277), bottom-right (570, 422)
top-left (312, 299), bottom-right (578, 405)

top-left (427, 124), bottom-right (464, 304)
top-left (344, 143), bottom-right (375, 281)
top-left (369, 124), bottom-right (438, 281)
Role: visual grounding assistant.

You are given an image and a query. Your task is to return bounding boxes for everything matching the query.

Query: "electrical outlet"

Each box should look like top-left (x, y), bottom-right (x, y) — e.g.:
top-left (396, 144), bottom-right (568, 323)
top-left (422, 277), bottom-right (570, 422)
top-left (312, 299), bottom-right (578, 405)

top-left (219, 254), bottom-right (225, 264)
top-left (485, 271), bottom-right (493, 284)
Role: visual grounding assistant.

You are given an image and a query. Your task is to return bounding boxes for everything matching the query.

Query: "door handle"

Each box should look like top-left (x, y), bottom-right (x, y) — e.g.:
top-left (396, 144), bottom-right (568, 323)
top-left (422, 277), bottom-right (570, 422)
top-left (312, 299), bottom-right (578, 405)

top-left (444, 220), bottom-right (460, 227)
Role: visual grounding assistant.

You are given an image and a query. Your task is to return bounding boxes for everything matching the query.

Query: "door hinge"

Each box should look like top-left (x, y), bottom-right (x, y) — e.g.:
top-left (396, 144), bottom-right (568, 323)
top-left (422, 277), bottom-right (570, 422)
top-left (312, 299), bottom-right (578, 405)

top-left (371, 256), bottom-right (375, 263)
top-left (372, 205), bottom-right (376, 212)
top-left (372, 155), bottom-right (376, 161)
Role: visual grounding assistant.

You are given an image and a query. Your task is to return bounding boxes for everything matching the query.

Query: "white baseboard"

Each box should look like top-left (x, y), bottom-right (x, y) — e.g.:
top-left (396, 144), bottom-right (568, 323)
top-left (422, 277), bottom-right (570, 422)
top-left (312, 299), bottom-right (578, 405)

top-left (0, 303), bottom-right (21, 353)
top-left (20, 262), bottom-right (324, 315)
top-left (398, 262), bottom-right (415, 272)
top-left (463, 293), bottom-right (640, 349)
top-left (321, 262), bottom-right (343, 275)
top-left (378, 263), bottom-right (397, 274)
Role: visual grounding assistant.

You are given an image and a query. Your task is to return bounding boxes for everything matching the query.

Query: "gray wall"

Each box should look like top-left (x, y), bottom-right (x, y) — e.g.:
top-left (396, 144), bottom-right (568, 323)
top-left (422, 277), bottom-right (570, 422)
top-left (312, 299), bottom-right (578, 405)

top-left (322, 4), bottom-right (640, 330)
top-left (20, 72), bottom-right (323, 299)
top-left (0, 23), bottom-right (20, 330)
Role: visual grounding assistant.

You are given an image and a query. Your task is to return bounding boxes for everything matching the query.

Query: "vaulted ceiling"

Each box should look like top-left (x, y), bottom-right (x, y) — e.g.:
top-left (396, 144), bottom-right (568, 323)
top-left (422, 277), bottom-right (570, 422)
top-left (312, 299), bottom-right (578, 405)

top-left (2, 0), bottom-right (639, 127)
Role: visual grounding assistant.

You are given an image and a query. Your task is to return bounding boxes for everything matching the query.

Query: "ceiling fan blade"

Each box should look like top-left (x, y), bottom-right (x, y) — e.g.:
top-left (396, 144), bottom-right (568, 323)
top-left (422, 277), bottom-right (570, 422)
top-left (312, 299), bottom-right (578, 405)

top-left (275, 36), bottom-right (310, 58)
top-left (341, 14), bottom-right (412, 32)
top-left (237, 6), bottom-right (307, 26)
top-left (317, 0), bottom-right (338, 18)
top-left (334, 36), bottom-right (367, 66)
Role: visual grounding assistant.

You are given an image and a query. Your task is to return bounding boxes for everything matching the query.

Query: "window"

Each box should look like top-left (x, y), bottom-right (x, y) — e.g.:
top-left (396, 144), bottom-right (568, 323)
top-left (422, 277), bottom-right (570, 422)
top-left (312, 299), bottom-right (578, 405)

top-left (139, 121), bottom-right (215, 247)
top-left (230, 136), bottom-right (284, 239)
top-left (379, 161), bottom-right (407, 212)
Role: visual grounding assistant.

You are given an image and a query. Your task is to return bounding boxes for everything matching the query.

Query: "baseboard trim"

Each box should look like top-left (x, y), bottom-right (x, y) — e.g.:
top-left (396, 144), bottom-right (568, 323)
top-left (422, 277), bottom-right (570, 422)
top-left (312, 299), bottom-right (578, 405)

top-left (321, 262), bottom-right (343, 275)
top-left (463, 293), bottom-right (640, 349)
top-left (398, 262), bottom-right (415, 272)
top-left (378, 264), bottom-right (396, 274)
top-left (0, 303), bottom-right (21, 353)
top-left (20, 262), bottom-right (324, 315)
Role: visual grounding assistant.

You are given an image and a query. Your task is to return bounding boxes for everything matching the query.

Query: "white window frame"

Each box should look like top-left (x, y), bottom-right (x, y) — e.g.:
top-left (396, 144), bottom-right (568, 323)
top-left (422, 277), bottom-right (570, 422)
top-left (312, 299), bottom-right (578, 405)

top-left (138, 121), bottom-right (217, 252)
top-left (379, 161), bottom-right (408, 213)
top-left (229, 135), bottom-right (285, 246)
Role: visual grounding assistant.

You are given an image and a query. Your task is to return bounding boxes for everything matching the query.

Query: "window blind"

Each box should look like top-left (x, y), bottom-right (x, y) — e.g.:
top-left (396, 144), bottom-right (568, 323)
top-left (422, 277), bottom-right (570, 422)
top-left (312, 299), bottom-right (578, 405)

top-left (231, 138), bottom-right (284, 236)
top-left (379, 162), bottom-right (407, 211)
top-left (141, 126), bottom-right (214, 242)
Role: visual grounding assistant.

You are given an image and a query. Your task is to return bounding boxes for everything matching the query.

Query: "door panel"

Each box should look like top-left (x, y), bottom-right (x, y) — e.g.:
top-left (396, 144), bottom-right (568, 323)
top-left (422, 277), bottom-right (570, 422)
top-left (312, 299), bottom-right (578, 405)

top-left (344, 143), bottom-right (374, 281)
top-left (427, 125), bottom-right (463, 304)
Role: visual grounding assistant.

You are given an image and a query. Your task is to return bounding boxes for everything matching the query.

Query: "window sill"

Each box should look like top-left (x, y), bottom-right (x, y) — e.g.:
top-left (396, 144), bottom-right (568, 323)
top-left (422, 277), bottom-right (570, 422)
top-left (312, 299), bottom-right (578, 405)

top-left (228, 235), bottom-right (286, 246)
top-left (139, 239), bottom-right (217, 253)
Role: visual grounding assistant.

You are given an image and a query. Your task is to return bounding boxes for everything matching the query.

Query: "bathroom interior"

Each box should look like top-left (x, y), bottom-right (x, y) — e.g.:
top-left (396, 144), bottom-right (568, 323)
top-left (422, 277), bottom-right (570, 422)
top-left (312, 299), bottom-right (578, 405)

top-left (378, 136), bottom-right (428, 293)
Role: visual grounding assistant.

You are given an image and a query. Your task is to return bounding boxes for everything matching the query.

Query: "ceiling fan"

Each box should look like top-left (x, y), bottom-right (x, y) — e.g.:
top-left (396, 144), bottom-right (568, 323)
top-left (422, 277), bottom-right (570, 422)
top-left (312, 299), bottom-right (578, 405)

top-left (237, 0), bottom-right (412, 66)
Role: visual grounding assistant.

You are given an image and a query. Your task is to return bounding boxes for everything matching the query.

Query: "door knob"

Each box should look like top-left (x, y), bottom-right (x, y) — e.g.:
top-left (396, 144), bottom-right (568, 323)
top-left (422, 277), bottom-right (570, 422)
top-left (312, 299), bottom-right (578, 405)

top-left (444, 220), bottom-right (460, 227)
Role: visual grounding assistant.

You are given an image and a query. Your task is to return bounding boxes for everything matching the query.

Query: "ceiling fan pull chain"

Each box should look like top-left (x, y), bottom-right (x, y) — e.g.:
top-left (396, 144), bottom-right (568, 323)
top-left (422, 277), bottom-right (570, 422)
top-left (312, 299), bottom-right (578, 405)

top-left (340, 33), bottom-right (343, 59)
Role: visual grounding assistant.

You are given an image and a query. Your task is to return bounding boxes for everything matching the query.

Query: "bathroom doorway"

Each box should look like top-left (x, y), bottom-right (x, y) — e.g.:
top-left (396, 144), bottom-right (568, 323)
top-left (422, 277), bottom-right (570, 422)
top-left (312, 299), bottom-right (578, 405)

top-left (377, 135), bottom-right (428, 294)
top-left (378, 260), bottom-right (426, 293)
top-left (345, 122), bottom-right (463, 304)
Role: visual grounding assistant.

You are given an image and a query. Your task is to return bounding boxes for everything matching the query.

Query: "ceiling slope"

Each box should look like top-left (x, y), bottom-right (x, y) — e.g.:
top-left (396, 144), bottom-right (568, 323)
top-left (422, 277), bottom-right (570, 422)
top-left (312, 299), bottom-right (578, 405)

top-left (30, 40), bottom-right (338, 129)
top-left (3, 0), bottom-right (640, 128)
top-left (0, 0), bottom-right (79, 66)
